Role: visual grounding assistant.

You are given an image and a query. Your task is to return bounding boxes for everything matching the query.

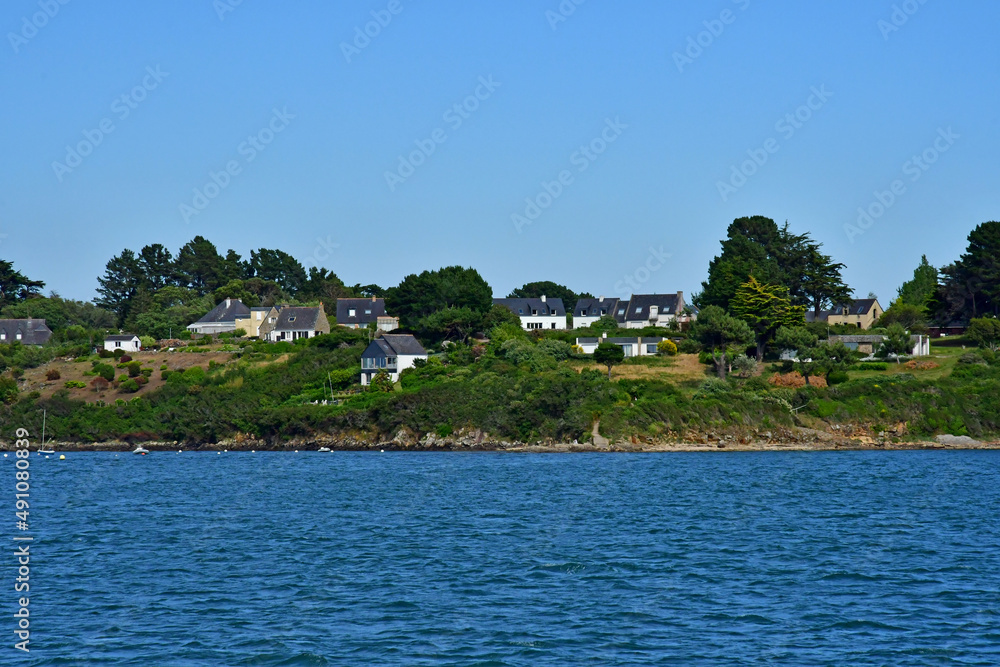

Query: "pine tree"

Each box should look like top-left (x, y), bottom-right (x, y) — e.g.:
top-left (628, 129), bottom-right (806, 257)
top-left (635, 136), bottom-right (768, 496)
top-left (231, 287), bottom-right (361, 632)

top-left (730, 277), bottom-right (806, 361)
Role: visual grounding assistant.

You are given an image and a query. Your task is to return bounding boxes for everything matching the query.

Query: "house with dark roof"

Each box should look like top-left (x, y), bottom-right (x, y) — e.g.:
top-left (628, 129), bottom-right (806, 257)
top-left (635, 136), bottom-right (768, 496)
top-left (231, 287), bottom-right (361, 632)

top-left (336, 298), bottom-right (398, 332)
top-left (494, 296), bottom-right (567, 330)
top-left (103, 334), bottom-right (141, 353)
top-left (265, 305), bottom-right (331, 342)
top-left (806, 298), bottom-right (883, 330)
top-left (572, 292), bottom-right (688, 330)
top-left (187, 298), bottom-right (252, 335)
top-left (234, 306), bottom-right (279, 339)
top-left (573, 296), bottom-right (621, 329)
top-left (0, 319), bottom-right (52, 346)
top-left (360, 334), bottom-right (428, 386)
top-left (575, 333), bottom-right (667, 357)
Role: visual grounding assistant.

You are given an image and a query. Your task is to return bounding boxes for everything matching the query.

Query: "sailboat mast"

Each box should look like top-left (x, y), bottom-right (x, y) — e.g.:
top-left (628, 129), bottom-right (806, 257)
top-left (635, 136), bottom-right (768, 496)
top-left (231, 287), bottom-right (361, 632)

top-left (41, 409), bottom-right (46, 447)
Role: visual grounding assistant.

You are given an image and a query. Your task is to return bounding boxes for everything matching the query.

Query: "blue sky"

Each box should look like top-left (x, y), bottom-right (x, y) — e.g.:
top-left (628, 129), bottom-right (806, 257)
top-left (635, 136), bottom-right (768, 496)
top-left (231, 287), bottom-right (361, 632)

top-left (3, 0), bottom-right (998, 304)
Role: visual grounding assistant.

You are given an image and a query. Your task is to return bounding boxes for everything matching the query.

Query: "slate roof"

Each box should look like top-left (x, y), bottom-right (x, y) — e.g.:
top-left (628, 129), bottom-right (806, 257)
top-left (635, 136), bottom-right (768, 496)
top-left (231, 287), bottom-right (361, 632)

top-left (104, 334), bottom-right (140, 341)
top-left (0, 319), bottom-right (52, 346)
top-left (623, 294), bottom-right (682, 322)
top-left (272, 307), bottom-right (325, 331)
top-left (807, 299), bottom-right (881, 322)
top-left (493, 297), bottom-right (565, 317)
top-left (364, 334), bottom-right (427, 357)
top-left (336, 298), bottom-right (387, 326)
top-left (193, 298), bottom-right (251, 324)
top-left (573, 297), bottom-right (620, 318)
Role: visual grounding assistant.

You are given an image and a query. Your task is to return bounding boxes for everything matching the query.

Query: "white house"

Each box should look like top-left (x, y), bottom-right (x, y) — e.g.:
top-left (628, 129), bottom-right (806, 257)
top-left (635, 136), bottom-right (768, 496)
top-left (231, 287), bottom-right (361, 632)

top-left (360, 334), bottom-right (428, 386)
top-left (573, 296), bottom-right (621, 329)
top-left (575, 333), bottom-right (666, 357)
top-left (494, 296), bottom-right (567, 331)
top-left (265, 306), bottom-right (331, 342)
top-left (104, 334), bottom-right (141, 353)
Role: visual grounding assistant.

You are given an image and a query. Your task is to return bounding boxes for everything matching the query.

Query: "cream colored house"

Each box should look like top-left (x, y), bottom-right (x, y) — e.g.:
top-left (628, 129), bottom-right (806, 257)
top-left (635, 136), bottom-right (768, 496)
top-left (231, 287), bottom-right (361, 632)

top-left (807, 298), bottom-right (884, 330)
top-left (234, 306), bottom-right (279, 339)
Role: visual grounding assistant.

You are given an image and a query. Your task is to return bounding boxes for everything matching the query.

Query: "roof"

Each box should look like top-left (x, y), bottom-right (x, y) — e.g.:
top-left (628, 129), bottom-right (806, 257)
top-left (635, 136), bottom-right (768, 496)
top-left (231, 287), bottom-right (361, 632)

top-left (272, 306), bottom-right (324, 331)
top-left (493, 297), bottom-right (565, 317)
top-left (829, 334), bottom-right (924, 344)
top-left (248, 307), bottom-right (275, 313)
top-left (193, 298), bottom-right (251, 324)
top-left (363, 334), bottom-right (427, 357)
top-left (0, 319), bottom-right (52, 346)
top-left (336, 298), bottom-right (387, 326)
top-left (573, 297), bottom-right (620, 317)
top-left (808, 299), bottom-right (881, 322)
top-left (622, 294), bottom-right (682, 321)
top-left (104, 334), bottom-right (140, 341)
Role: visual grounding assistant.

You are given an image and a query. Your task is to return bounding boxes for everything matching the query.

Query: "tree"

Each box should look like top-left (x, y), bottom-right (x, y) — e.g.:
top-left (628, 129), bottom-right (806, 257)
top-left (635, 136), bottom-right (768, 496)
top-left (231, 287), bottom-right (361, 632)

top-left (938, 221), bottom-right (1000, 321)
top-left (418, 307), bottom-right (482, 343)
top-left (175, 237), bottom-right (227, 294)
top-left (213, 280), bottom-right (259, 307)
top-left (0, 260), bottom-right (45, 307)
top-left (730, 276), bottom-right (805, 361)
top-left (369, 370), bottom-right (394, 392)
top-left (877, 324), bottom-right (913, 364)
top-left (775, 326), bottom-right (823, 386)
top-left (481, 304), bottom-right (521, 332)
top-left (137, 243), bottom-right (175, 290)
top-left (249, 248), bottom-right (307, 295)
top-left (657, 339), bottom-right (678, 356)
top-left (690, 305), bottom-right (755, 379)
top-left (699, 217), bottom-right (850, 314)
top-left (876, 303), bottom-right (928, 333)
top-left (95, 249), bottom-right (143, 324)
top-left (594, 342), bottom-right (625, 380)
top-left (385, 266), bottom-right (492, 328)
top-left (896, 255), bottom-right (939, 310)
top-left (303, 268), bottom-right (352, 309)
top-left (967, 318), bottom-right (1000, 352)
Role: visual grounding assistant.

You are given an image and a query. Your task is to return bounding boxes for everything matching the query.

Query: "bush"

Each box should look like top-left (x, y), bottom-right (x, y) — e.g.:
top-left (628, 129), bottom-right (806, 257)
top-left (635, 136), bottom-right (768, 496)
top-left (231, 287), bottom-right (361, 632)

top-left (117, 374), bottom-right (129, 384)
top-left (119, 379), bottom-right (140, 393)
top-left (0, 376), bottom-right (18, 404)
top-left (678, 338), bottom-right (702, 354)
top-left (657, 340), bottom-right (678, 356)
top-left (10, 368), bottom-right (23, 379)
top-left (369, 370), bottom-right (395, 393)
top-left (694, 377), bottom-right (732, 398)
top-left (119, 354), bottom-right (132, 363)
top-left (827, 370), bottom-right (850, 385)
top-left (45, 369), bottom-right (61, 381)
top-left (731, 354), bottom-right (758, 379)
top-left (113, 349), bottom-right (125, 359)
top-left (958, 352), bottom-right (988, 366)
top-left (64, 380), bottom-right (86, 388)
top-left (140, 368), bottom-right (153, 378)
top-left (90, 377), bottom-right (110, 392)
top-left (135, 375), bottom-right (148, 386)
top-left (160, 365), bottom-right (168, 370)
top-left (98, 348), bottom-right (113, 358)
top-left (127, 361), bottom-right (142, 377)
top-left (161, 370), bottom-right (174, 380)
top-left (94, 363), bottom-right (115, 382)
top-left (139, 335), bottom-right (157, 349)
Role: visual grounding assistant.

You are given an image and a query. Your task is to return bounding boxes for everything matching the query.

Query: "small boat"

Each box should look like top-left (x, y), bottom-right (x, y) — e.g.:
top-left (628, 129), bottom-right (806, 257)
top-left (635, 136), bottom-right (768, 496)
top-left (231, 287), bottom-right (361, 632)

top-left (318, 447), bottom-right (332, 453)
top-left (132, 445), bottom-right (149, 455)
top-left (38, 410), bottom-right (55, 455)
top-left (37, 448), bottom-right (55, 456)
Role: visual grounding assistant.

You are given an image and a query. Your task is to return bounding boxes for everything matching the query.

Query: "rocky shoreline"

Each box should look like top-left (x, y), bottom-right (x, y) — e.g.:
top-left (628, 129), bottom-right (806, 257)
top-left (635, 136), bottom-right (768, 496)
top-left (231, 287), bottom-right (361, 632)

top-left (2, 428), bottom-right (996, 453)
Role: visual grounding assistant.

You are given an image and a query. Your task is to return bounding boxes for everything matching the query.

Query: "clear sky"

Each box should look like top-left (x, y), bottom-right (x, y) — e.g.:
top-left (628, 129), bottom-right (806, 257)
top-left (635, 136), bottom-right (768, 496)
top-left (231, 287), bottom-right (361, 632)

top-left (3, 0), bottom-right (998, 304)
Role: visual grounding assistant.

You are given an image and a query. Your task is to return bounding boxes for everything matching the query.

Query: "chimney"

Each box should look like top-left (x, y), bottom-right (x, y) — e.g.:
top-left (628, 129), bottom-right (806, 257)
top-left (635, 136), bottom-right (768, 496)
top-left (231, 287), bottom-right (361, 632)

top-left (225, 298), bottom-right (231, 308)
top-left (541, 295), bottom-right (547, 303)
top-left (602, 332), bottom-right (608, 339)
top-left (598, 295), bottom-right (604, 302)
top-left (676, 291), bottom-right (684, 313)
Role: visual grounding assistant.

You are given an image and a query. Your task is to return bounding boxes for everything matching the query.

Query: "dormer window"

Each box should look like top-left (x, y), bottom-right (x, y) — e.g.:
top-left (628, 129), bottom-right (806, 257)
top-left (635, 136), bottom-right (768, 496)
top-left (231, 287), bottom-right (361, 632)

top-left (365, 309), bottom-right (371, 315)
top-left (349, 309), bottom-right (356, 317)
top-left (288, 316), bottom-right (295, 323)
top-left (16, 333), bottom-right (22, 340)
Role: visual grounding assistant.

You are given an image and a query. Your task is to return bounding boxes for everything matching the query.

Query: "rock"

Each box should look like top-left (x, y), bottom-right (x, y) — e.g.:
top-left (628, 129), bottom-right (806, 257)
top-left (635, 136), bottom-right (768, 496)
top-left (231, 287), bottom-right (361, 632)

top-left (935, 434), bottom-right (981, 446)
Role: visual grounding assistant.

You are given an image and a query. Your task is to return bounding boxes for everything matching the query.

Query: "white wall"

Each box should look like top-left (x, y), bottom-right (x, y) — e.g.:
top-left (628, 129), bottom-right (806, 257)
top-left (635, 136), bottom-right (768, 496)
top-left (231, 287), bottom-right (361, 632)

top-left (104, 338), bottom-right (140, 352)
top-left (520, 315), bottom-right (567, 331)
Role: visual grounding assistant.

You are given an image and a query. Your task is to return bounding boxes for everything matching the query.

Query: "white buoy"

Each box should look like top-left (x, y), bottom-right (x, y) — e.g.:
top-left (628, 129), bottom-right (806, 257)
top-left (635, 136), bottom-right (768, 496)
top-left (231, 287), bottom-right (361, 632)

top-left (3, 454), bottom-right (7, 458)
top-left (217, 452), bottom-right (221, 455)
top-left (44, 456), bottom-right (49, 459)
top-left (381, 449), bottom-right (385, 453)
top-left (59, 455), bottom-right (65, 460)
top-left (251, 450), bottom-right (256, 453)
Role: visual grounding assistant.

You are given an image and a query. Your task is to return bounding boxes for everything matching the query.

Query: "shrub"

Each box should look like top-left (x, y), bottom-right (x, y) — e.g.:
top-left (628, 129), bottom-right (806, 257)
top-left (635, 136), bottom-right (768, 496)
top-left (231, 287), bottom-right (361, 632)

top-left (161, 370), bottom-right (174, 380)
top-left (827, 370), bottom-right (850, 385)
top-left (856, 362), bottom-right (889, 371)
top-left (159, 364), bottom-right (168, 370)
top-left (0, 376), bottom-right (18, 404)
top-left (369, 370), bottom-right (394, 393)
top-left (10, 368), bottom-right (23, 379)
top-left (119, 379), bottom-right (140, 393)
top-left (90, 377), bottom-right (110, 392)
top-left (95, 363), bottom-right (115, 382)
top-left (657, 340), bottom-right (678, 356)
top-left (113, 349), bottom-right (125, 359)
top-left (958, 352), bottom-right (988, 366)
top-left (139, 335), bottom-right (157, 350)
top-left (141, 368), bottom-right (153, 378)
top-left (731, 354), bottom-right (758, 378)
top-left (119, 354), bottom-right (132, 363)
top-left (64, 380), bottom-right (86, 388)
top-left (98, 348), bottom-right (113, 358)
top-left (694, 377), bottom-right (732, 398)
top-left (117, 374), bottom-right (129, 384)
top-left (678, 338), bottom-right (702, 354)
top-left (45, 369), bottom-right (61, 381)
top-left (135, 375), bottom-right (148, 386)
top-left (127, 361), bottom-right (142, 377)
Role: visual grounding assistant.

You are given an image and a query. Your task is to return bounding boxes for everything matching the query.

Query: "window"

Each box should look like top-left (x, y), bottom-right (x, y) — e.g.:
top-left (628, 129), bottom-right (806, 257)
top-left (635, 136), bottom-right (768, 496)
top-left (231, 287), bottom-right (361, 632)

top-left (551, 323), bottom-right (556, 329)
top-left (600, 309), bottom-right (606, 315)
top-left (618, 309), bottom-right (625, 315)
top-left (387, 357), bottom-right (396, 366)
top-left (16, 333), bottom-right (22, 340)
top-left (349, 309), bottom-right (356, 317)
top-left (0, 333), bottom-right (4, 340)
top-left (532, 309), bottom-right (538, 315)
top-left (365, 309), bottom-right (371, 315)
top-left (635, 307), bottom-right (642, 314)
top-left (518, 309), bottom-right (523, 314)
top-left (288, 316), bottom-right (295, 322)
top-left (646, 344), bottom-right (658, 354)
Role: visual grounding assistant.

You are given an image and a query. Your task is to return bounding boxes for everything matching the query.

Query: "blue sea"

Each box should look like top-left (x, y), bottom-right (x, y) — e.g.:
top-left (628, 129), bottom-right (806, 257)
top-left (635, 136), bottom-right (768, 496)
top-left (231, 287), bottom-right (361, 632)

top-left (8, 450), bottom-right (1000, 665)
